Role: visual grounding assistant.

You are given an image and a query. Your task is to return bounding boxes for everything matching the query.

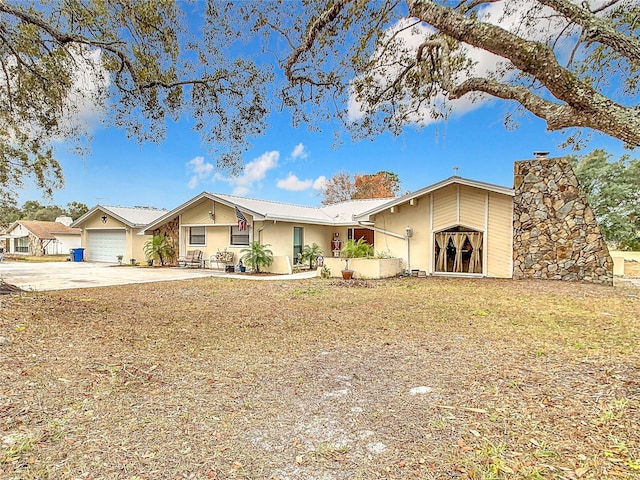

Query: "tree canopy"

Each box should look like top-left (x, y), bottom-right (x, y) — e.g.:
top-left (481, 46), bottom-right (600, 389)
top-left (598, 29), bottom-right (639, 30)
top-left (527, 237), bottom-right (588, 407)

top-left (570, 149), bottom-right (640, 250)
top-left (0, 1), bottom-right (271, 205)
top-left (2, 0), bottom-right (639, 203)
top-left (0, 200), bottom-right (88, 228)
top-left (271, 0), bottom-right (640, 148)
top-left (321, 170), bottom-right (401, 205)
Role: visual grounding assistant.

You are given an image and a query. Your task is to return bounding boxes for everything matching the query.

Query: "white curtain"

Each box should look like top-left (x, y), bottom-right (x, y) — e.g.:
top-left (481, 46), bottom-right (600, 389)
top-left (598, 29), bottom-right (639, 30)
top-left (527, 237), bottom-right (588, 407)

top-left (452, 233), bottom-right (467, 273)
top-left (468, 232), bottom-right (483, 273)
top-left (435, 232), bottom-right (448, 272)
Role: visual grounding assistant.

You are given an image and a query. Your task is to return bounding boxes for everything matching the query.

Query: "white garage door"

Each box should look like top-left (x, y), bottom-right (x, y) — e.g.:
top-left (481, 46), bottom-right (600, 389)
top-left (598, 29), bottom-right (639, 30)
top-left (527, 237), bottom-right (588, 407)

top-left (87, 230), bottom-right (126, 263)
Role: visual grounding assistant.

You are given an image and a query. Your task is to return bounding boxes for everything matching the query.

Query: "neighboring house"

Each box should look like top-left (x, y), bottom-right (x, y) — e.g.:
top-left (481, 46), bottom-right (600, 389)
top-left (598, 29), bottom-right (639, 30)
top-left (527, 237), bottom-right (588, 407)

top-left (142, 156), bottom-right (613, 284)
top-left (72, 206), bottom-right (167, 263)
top-left (142, 193), bottom-right (391, 273)
top-left (2, 218), bottom-right (81, 256)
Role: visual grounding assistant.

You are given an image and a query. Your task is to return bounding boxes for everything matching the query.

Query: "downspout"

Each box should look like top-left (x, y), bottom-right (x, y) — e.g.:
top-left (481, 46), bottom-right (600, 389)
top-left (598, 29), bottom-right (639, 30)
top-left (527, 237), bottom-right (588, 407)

top-left (357, 222), bottom-right (405, 240)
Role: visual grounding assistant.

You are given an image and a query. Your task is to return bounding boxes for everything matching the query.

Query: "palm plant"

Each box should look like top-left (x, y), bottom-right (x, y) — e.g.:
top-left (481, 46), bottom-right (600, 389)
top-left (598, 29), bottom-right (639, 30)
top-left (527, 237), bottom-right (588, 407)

top-left (341, 238), bottom-right (373, 271)
top-left (300, 243), bottom-right (323, 269)
top-left (241, 241), bottom-right (273, 273)
top-left (143, 235), bottom-right (173, 266)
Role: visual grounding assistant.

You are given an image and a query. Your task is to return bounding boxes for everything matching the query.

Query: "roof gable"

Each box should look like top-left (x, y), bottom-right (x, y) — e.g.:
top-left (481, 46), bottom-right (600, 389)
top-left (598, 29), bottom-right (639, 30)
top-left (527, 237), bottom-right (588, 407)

top-left (354, 176), bottom-right (514, 220)
top-left (72, 205), bottom-right (167, 228)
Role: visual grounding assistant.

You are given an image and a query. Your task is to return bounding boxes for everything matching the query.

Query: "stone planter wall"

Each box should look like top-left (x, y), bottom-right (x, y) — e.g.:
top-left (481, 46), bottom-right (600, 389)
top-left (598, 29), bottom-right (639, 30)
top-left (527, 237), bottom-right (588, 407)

top-left (513, 157), bottom-right (613, 285)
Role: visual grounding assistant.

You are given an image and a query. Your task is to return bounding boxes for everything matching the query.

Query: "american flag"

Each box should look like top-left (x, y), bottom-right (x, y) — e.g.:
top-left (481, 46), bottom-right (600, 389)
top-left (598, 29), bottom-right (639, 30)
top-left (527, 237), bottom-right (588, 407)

top-left (235, 206), bottom-right (248, 231)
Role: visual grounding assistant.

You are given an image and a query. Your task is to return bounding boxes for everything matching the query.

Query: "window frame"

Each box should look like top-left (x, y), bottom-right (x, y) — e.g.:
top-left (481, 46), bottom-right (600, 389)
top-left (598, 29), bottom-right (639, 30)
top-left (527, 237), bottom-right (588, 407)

top-left (188, 226), bottom-right (206, 246)
top-left (230, 225), bottom-right (250, 246)
top-left (14, 237), bottom-right (29, 253)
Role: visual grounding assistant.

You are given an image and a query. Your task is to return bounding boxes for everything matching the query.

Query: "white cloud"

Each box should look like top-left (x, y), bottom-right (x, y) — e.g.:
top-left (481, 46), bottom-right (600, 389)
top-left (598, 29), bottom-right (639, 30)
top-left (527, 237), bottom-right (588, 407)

top-left (277, 173), bottom-right (313, 191)
top-left (186, 156), bottom-right (214, 189)
top-left (290, 143), bottom-right (309, 160)
top-left (213, 150), bottom-right (280, 196)
top-left (313, 176), bottom-right (328, 191)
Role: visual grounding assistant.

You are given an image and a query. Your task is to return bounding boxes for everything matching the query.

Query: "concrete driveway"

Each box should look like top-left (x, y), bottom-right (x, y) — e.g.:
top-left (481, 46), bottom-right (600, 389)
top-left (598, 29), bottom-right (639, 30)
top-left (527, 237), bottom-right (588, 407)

top-left (0, 261), bottom-right (317, 291)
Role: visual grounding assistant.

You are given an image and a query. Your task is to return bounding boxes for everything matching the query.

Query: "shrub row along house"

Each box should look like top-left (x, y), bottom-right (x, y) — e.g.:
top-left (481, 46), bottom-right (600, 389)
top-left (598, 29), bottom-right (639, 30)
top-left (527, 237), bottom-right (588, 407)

top-left (70, 156), bottom-right (614, 285)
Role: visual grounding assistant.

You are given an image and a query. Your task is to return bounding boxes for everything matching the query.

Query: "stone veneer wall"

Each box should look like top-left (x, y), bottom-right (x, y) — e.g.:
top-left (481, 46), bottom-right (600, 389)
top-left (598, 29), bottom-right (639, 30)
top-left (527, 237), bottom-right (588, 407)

top-left (153, 217), bottom-right (180, 265)
top-left (513, 157), bottom-right (613, 285)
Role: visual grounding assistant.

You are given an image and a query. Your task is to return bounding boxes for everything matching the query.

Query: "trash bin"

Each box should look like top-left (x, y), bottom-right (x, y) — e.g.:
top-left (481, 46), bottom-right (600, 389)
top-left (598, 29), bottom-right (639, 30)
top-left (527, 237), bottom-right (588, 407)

top-left (72, 248), bottom-right (85, 262)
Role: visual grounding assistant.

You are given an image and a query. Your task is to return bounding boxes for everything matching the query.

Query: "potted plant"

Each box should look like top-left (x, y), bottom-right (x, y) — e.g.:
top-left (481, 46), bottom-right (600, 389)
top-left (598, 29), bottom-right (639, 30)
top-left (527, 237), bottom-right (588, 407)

top-left (300, 243), bottom-right (323, 270)
top-left (341, 238), bottom-right (373, 280)
top-left (240, 241), bottom-right (273, 273)
top-left (116, 255), bottom-right (123, 265)
top-left (143, 235), bottom-right (174, 266)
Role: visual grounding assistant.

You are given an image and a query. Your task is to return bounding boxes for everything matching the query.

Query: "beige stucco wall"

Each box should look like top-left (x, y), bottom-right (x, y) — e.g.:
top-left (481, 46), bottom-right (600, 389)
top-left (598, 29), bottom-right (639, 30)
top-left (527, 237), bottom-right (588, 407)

top-left (260, 221), bottom-right (336, 261)
top-left (371, 198), bottom-right (430, 272)
top-left (267, 255), bottom-right (293, 274)
top-left (323, 257), bottom-right (403, 279)
top-left (179, 201), bottom-right (253, 264)
top-left (131, 230), bottom-right (151, 262)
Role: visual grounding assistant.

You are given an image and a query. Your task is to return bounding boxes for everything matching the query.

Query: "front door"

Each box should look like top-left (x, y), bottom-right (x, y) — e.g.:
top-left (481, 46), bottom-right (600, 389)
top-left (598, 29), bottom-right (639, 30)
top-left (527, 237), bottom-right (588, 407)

top-left (350, 228), bottom-right (374, 246)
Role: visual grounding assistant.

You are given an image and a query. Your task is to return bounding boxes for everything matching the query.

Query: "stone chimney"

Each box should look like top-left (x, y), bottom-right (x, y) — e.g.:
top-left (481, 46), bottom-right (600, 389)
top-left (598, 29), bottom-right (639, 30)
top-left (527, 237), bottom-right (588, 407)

top-left (512, 156), bottom-right (613, 285)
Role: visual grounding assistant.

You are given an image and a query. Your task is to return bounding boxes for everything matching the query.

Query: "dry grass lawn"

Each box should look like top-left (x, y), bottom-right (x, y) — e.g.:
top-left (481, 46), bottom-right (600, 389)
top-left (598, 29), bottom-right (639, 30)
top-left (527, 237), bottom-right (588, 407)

top-left (1, 277), bottom-right (639, 480)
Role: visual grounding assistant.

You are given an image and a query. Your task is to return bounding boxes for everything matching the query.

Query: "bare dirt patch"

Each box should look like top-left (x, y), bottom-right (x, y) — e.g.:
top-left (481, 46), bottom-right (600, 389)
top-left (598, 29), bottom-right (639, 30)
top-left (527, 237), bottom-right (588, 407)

top-left (1, 277), bottom-right (639, 479)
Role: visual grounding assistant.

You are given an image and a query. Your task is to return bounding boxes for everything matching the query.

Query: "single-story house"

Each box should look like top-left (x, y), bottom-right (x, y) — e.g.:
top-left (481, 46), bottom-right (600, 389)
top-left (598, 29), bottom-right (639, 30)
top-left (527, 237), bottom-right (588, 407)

top-left (1, 218), bottom-right (81, 256)
top-left (72, 205), bottom-right (167, 263)
top-left (142, 156), bottom-right (613, 285)
top-left (142, 192), bottom-right (392, 272)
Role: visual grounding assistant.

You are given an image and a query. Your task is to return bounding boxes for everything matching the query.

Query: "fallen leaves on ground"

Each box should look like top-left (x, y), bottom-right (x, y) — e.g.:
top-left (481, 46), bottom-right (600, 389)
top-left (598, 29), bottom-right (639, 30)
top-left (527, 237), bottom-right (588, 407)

top-left (1, 277), bottom-right (638, 479)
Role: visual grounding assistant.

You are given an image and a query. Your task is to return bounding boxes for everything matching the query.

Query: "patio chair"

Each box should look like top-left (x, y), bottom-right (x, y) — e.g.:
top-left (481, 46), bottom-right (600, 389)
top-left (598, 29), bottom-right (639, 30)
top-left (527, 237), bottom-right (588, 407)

top-left (177, 250), bottom-right (204, 268)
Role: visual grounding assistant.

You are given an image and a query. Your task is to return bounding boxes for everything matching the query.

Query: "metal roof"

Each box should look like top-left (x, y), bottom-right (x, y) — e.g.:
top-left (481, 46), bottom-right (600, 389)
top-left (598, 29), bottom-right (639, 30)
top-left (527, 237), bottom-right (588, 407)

top-left (142, 192), bottom-right (392, 233)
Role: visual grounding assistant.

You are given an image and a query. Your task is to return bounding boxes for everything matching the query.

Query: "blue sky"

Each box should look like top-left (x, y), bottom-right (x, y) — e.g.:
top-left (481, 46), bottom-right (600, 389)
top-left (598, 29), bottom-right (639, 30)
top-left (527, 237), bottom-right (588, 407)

top-left (15, 2), bottom-right (633, 212)
top-left (23, 100), bottom-right (627, 212)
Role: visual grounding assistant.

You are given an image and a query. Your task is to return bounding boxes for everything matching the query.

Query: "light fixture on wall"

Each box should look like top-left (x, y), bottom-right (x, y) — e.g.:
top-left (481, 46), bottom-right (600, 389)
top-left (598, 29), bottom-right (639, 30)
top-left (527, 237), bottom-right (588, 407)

top-left (208, 211), bottom-right (215, 221)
